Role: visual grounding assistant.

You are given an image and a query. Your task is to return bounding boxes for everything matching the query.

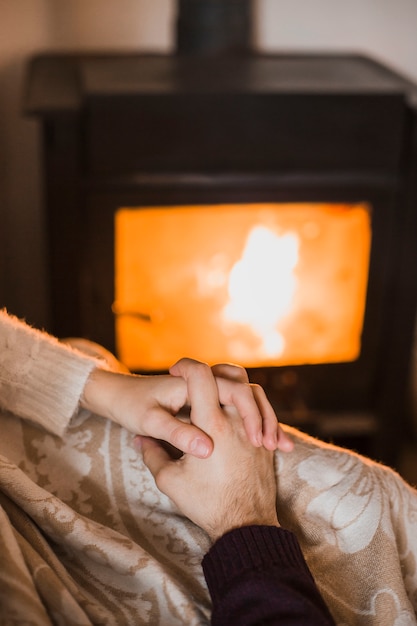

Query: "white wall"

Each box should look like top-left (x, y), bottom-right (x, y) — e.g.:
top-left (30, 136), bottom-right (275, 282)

top-left (0, 0), bottom-right (174, 325)
top-left (45, 0), bottom-right (174, 51)
top-left (1, 0), bottom-right (417, 326)
top-left (256, 0), bottom-right (417, 83)
top-left (0, 0), bottom-right (51, 324)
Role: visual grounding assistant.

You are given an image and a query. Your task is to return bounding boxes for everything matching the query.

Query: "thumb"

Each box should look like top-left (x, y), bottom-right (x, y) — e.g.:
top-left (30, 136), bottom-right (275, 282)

top-left (137, 436), bottom-right (185, 500)
top-left (144, 407), bottom-right (213, 458)
top-left (136, 436), bottom-right (171, 479)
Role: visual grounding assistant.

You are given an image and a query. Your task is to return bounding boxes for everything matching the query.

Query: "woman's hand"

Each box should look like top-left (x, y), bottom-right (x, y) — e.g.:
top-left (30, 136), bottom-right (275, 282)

top-left (81, 368), bottom-right (213, 457)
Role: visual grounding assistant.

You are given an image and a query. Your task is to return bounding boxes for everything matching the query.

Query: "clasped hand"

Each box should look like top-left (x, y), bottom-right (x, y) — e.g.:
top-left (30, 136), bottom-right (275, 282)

top-left (81, 357), bottom-right (293, 458)
top-left (139, 358), bottom-right (282, 541)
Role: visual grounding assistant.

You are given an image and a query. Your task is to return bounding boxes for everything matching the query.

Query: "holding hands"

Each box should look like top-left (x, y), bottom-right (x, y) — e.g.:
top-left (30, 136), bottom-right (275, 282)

top-left (138, 358), bottom-right (282, 541)
top-left (81, 358), bottom-right (293, 459)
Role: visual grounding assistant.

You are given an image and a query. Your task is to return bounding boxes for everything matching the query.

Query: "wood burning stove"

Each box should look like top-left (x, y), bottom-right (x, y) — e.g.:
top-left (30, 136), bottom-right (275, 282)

top-left (23, 9), bottom-right (417, 466)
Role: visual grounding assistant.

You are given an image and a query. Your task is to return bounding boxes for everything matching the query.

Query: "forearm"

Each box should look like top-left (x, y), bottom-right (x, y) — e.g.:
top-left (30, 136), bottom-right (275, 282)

top-left (0, 310), bottom-right (99, 435)
top-left (203, 526), bottom-right (335, 626)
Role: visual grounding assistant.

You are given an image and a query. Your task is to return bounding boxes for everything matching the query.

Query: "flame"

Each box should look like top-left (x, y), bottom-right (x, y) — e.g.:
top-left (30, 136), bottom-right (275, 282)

top-left (114, 202), bottom-right (371, 371)
top-left (223, 226), bottom-right (299, 356)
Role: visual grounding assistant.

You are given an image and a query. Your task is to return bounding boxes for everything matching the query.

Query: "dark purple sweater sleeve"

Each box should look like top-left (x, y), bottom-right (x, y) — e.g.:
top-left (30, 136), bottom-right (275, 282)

top-left (202, 525), bottom-right (336, 626)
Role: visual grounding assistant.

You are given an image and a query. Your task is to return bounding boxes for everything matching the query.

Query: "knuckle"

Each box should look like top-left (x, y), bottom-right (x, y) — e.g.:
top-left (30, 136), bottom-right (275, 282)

top-left (214, 362), bottom-right (249, 383)
top-left (142, 409), bottom-right (164, 435)
top-left (234, 381), bottom-right (259, 406)
top-left (250, 382), bottom-right (269, 405)
top-left (231, 364), bottom-right (249, 383)
top-left (169, 423), bottom-right (190, 450)
top-left (193, 360), bottom-right (211, 375)
top-left (178, 357), bottom-right (209, 370)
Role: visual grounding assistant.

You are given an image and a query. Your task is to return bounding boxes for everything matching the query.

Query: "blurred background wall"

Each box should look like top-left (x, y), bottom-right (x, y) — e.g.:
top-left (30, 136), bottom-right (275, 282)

top-left (1, 0), bottom-right (417, 328)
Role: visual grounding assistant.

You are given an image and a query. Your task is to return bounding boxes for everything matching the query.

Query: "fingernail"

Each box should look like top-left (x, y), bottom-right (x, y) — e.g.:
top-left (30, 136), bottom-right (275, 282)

top-left (190, 438), bottom-right (210, 458)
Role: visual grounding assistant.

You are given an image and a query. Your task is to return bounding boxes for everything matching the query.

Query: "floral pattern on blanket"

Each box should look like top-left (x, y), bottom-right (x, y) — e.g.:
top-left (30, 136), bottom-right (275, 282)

top-left (276, 430), bottom-right (417, 625)
top-left (1, 408), bottom-right (417, 625)
top-left (297, 452), bottom-right (389, 553)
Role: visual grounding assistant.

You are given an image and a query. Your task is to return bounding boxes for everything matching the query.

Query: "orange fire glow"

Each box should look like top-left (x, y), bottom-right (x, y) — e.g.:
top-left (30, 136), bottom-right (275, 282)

top-left (223, 226), bottom-right (299, 360)
top-left (114, 203), bottom-right (371, 371)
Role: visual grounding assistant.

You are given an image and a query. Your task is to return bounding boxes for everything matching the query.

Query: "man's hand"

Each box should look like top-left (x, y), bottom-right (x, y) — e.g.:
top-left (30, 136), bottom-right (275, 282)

top-left (139, 359), bottom-right (281, 542)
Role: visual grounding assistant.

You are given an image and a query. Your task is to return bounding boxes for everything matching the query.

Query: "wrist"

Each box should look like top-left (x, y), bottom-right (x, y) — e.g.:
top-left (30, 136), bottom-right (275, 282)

top-left (203, 525), bottom-right (297, 606)
top-left (80, 368), bottom-right (125, 420)
top-left (207, 515), bottom-right (280, 543)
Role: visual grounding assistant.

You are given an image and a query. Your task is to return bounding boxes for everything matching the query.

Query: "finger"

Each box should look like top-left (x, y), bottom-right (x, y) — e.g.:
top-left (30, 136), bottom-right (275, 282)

top-left (215, 376), bottom-right (263, 447)
top-left (138, 436), bottom-right (173, 483)
top-left (211, 362), bottom-right (250, 384)
top-left (211, 364), bottom-right (271, 448)
top-left (143, 406), bottom-right (213, 458)
top-left (251, 384), bottom-right (293, 452)
top-left (277, 427), bottom-right (294, 452)
top-left (249, 383), bottom-right (279, 450)
top-left (169, 358), bottom-right (222, 430)
top-left (215, 376), bottom-right (293, 452)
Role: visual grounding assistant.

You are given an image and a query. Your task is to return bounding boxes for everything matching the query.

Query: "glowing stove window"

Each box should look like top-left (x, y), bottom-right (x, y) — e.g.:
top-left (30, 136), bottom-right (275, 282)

top-left (114, 203), bottom-right (371, 371)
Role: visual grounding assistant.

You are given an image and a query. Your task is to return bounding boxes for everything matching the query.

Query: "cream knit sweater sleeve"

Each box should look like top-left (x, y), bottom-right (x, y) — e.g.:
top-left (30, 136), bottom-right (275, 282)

top-left (0, 310), bottom-right (99, 436)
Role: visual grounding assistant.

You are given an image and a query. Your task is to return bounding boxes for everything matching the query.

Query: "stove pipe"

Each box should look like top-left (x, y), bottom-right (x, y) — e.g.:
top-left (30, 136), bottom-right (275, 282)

top-left (176, 0), bottom-right (253, 55)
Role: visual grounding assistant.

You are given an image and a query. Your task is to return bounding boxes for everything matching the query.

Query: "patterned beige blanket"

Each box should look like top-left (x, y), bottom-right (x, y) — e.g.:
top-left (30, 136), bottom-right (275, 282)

top-left (1, 407), bottom-right (417, 625)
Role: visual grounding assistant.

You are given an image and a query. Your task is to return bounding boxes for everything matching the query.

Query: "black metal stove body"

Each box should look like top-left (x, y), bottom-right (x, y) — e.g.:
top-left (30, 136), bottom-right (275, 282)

top-left (24, 49), bottom-right (417, 466)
